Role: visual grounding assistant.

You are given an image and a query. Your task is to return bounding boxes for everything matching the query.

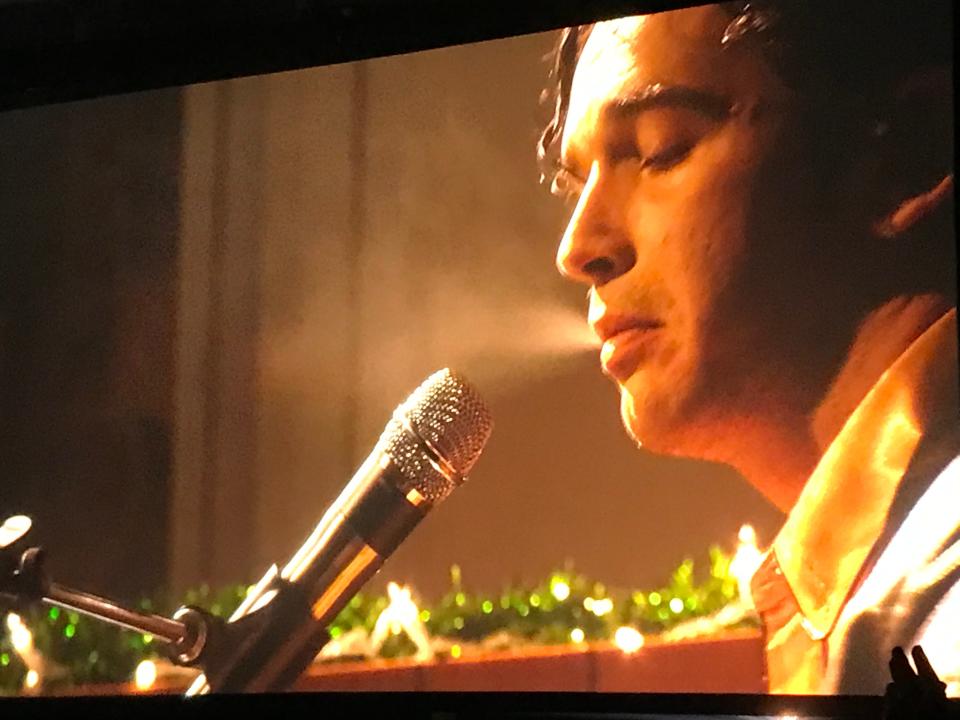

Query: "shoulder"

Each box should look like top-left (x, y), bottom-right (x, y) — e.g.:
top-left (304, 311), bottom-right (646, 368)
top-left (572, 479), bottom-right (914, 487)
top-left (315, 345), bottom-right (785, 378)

top-left (828, 450), bottom-right (960, 694)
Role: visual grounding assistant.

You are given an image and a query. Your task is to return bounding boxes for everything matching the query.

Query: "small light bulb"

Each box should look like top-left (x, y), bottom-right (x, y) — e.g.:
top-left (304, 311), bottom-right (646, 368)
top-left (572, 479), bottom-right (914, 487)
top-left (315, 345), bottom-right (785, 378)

top-left (613, 626), bottom-right (645, 654)
top-left (551, 581), bottom-right (570, 602)
top-left (134, 660), bottom-right (157, 691)
top-left (11, 626), bottom-right (32, 653)
top-left (738, 524), bottom-right (757, 544)
top-left (570, 628), bottom-right (585, 643)
top-left (7, 615), bottom-right (32, 654)
top-left (24, 670), bottom-right (40, 689)
top-left (592, 598), bottom-right (613, 616)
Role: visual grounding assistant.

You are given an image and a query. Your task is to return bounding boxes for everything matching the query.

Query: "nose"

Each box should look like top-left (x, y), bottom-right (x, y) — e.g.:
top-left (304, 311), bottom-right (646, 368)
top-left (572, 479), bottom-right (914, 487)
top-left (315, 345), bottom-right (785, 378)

top-left (555, 161), bottom-right (636, 287)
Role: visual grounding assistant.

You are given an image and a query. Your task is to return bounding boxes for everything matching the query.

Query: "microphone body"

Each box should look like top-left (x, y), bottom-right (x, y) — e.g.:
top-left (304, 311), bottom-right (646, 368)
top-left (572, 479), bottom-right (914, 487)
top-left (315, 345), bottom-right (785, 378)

top-left (185, 369), bottom-right (492, 694)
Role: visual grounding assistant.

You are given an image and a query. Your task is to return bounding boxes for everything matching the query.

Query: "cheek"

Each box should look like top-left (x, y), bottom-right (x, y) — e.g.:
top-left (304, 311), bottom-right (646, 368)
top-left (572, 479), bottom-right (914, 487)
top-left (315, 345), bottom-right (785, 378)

top-left (628, 157), bottom-right (756, 327)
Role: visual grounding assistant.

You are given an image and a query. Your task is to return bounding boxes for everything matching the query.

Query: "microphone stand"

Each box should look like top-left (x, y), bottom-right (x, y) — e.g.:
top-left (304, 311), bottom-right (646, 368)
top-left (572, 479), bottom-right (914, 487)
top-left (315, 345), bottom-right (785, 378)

top-left (1, 515), bottom-right (332, 694)
top-left (0, 517), bottom-right (244, 678)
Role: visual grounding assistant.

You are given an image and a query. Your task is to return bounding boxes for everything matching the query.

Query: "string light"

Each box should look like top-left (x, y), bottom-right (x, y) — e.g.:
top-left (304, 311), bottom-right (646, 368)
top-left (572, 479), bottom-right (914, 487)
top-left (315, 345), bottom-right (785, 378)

top-left (370, 582), bottom-right (433, 661)
top-left (7, 614), bottom-right (32, 654)
top-left (134, 660), bottom-right (157, 691)
top-left (591, 598), bottom-right (613, 617)
top-left (613, 626), bottom-right (645, 654)
top-left (7, 614), bottom-right (44, 693)
top-left (730, 523), bottom-right (763, 610)
top-left (0, 541), bottom-right (749, 689)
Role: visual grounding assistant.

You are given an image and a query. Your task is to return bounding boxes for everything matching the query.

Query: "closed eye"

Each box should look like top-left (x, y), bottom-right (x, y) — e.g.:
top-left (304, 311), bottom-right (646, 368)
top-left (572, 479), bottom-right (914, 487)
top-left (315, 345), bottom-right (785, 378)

top-left (550, 164), bottom-right (586, 199)
top-left (641, 142), bottom-right (694, 173)
top-left (606, 136), bottom-right (694, 176)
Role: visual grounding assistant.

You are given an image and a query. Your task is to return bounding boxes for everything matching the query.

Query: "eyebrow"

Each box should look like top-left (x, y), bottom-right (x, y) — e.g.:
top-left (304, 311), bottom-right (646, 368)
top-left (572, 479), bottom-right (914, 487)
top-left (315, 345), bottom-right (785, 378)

top-left (557, 84), bottom-right (733, 182)
top-left (604, 84), bottom-right (733, 122)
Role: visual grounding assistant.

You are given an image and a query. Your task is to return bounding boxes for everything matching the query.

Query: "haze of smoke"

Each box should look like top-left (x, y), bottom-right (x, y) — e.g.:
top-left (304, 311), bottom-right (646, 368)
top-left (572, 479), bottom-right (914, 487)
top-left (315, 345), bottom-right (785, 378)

top-left (444, 298), bottom-right (600, 398)
top-left (259, 278), bottom-right (598, 406)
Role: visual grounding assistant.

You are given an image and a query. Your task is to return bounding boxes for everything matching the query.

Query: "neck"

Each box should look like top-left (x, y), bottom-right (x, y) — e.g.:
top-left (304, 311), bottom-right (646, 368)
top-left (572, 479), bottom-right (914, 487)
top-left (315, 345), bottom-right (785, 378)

top-left (811, 293), bottom-right (953, 453)
top-left (723, 293), bottom-right (953, 513)
top-left (728, 417), bottom-right (820, 512)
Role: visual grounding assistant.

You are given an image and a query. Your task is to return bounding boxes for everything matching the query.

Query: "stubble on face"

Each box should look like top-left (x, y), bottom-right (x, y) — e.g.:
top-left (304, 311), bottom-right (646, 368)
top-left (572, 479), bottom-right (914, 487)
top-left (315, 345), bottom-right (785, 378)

top-left (558, 7), bottom-right (851, 507)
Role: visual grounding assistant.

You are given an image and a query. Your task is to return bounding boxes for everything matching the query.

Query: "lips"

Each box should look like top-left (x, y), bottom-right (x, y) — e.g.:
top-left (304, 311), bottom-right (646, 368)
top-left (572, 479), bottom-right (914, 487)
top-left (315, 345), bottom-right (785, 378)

top-left (592, 316), bottom-right (663, 383)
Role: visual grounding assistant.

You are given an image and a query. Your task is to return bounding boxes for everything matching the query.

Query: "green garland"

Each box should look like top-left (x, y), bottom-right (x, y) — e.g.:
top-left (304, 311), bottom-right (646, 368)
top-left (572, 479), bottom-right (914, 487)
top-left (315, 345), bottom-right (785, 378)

top-left (0, 546), bottom-right (748, 693)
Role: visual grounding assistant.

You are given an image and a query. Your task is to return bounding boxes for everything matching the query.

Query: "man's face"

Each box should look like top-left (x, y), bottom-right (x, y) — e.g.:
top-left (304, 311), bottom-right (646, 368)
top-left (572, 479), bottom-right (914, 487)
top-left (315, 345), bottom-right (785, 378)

top-left (556, 7), bottom-right (864, 458)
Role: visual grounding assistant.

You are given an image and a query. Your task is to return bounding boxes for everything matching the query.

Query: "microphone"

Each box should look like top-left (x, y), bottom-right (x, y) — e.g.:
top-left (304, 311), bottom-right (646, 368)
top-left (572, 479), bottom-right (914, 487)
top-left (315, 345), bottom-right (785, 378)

top-left (184, 368), bottom-right (493, 694)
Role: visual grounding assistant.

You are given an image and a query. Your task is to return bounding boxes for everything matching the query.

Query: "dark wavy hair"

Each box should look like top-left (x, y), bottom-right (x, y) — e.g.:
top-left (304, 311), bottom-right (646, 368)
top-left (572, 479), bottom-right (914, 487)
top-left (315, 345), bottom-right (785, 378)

top-left (537, 0), bottom-right (954, 185)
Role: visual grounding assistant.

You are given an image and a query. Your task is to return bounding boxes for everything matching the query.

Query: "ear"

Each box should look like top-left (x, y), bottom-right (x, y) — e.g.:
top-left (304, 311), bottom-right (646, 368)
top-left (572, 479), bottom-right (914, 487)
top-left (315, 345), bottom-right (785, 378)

top-left (873, 173), bottom-right (954, 239)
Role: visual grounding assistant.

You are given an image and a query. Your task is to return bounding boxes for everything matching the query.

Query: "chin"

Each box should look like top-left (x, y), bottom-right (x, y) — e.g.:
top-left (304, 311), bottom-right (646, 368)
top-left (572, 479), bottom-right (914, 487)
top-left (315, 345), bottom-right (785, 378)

top-left (618, 372), bottom-right (715, 458)
top-left (619, 383), bottom-right (677, 454)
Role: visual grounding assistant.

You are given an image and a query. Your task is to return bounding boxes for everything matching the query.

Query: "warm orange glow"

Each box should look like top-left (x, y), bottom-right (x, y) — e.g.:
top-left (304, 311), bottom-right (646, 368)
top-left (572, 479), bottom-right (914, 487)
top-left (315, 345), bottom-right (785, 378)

top-left (370, 582), bottom-right (433, 661)
top-left (729, 523), bottom-right (763, 609)
top-left (774, 383), bottom-right (923, 634)
top-left (382, 582), bottom-right (420, 633)
top-left (584, 596), bottom-right (613, 616)
top-left (6, 614), bottom-right (32, 654)
top-left (134, 660), bottom-right (157, 691)
top-left (757, 310), bottom-right (956, 695)
top-left (613, 626), bottom-right (645, 654)
top-left (7, 613), bottom-right (43, 692)
top-left (872, 403), bottom-right (921, 483)
top-left (404, 488), bottom-right (427, 506)
top-left (551, 580), bottom-right (571, 602)
top-left (310, 544), bottom-right (378, 621)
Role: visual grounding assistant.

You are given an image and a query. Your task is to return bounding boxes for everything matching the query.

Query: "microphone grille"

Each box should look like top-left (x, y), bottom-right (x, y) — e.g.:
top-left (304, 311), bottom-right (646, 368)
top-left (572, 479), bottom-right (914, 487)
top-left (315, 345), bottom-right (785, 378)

top-left (381, 369), bottom-right (493, 503)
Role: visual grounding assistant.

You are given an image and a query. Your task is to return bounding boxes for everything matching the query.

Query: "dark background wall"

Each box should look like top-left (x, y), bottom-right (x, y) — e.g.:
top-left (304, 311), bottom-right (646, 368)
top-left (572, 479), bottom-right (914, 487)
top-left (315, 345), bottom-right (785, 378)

top-left (0, 89), bottom-right (180, 601)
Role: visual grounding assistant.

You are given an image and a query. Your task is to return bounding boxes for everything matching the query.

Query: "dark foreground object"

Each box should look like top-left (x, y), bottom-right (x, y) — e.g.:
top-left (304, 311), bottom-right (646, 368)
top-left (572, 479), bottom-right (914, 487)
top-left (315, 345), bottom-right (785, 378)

top-left (0, 691), bottom-right (894, 720)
